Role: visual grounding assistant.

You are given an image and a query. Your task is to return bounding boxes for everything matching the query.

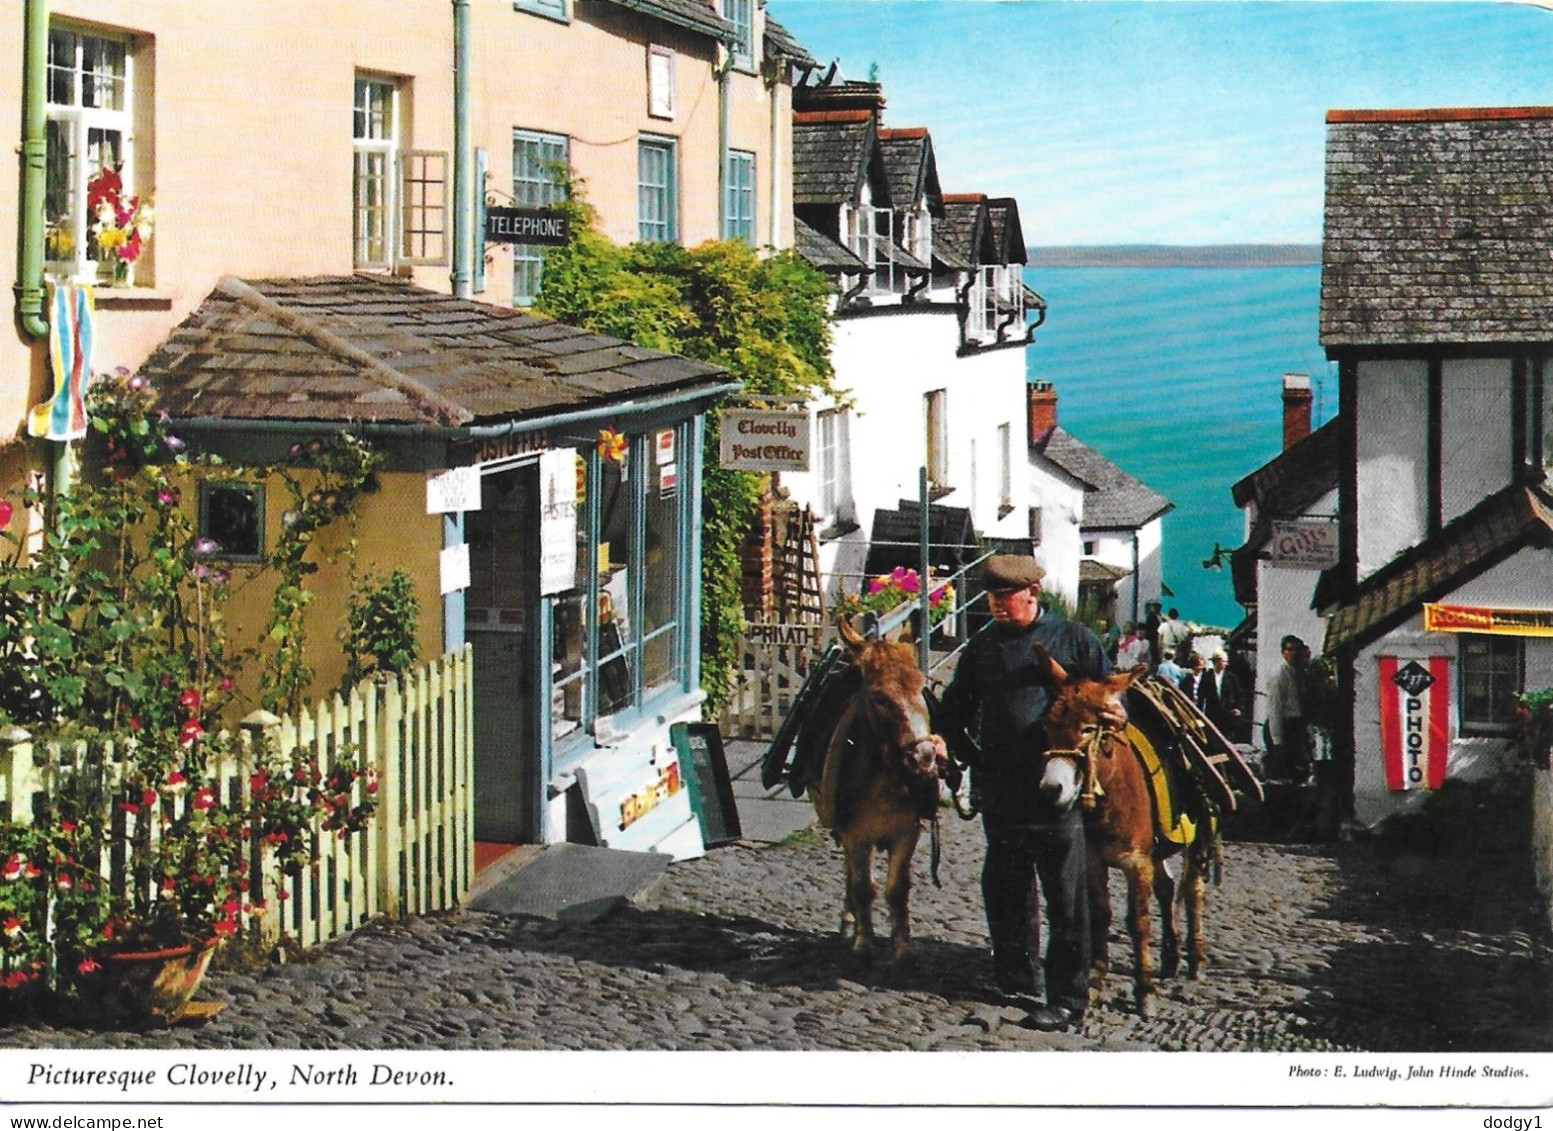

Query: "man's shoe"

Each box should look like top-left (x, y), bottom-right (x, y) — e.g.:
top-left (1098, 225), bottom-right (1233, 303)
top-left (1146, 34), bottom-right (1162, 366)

top-left (1022, 1004), bottom-right (1083, 1032)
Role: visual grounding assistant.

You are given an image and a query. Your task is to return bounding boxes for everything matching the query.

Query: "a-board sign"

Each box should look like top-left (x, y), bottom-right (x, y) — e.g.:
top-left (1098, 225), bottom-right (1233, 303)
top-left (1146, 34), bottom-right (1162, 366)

top-left (485, 207), bottom-right (570, 246)
top-left (671, 722), bottom-right (742, 847)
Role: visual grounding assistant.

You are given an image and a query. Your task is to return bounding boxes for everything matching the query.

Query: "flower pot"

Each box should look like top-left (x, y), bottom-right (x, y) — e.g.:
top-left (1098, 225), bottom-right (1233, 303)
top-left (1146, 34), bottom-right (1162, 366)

top-left (99, 936), bottom-right (220, 1027)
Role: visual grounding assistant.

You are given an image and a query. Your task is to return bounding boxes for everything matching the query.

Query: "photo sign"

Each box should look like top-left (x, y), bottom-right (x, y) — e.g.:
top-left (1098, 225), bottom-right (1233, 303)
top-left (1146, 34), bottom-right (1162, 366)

top-left (1377, 655), bottom-right (1449, 792)
top-left (484, 207), bottom-right (570, 246)
top-left (718, 408), bottom-right (811, 472)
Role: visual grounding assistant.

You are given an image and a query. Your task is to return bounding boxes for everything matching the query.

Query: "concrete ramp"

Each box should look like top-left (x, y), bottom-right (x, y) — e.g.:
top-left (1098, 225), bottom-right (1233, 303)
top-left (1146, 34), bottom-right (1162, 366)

top-left (466, 843), bottom-right (671, 922)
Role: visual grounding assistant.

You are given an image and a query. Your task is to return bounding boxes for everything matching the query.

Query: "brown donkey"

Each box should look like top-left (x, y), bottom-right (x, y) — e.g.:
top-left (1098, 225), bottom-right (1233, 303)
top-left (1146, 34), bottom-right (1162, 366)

top-left (1030, 647), bottom-right (1214, 1017)
top-left (807, 616), bottom-right (949, 960)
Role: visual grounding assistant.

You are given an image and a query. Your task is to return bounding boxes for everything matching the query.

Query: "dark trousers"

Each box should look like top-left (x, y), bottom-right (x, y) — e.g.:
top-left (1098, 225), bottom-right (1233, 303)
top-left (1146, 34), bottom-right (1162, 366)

top-left (981, 810), bottom-right (1090, 1012)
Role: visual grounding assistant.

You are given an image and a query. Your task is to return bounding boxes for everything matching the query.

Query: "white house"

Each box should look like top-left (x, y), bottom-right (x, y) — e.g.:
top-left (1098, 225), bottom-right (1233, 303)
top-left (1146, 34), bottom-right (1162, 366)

top-left (1026, 380), bottom-right (1172, 626)
top-left (774, 76), bottom-right (1042, 608)
top-left (1230, 373), bottom-right (1339, 740)
top-left (1319, 107), bottom-right (1553, 827)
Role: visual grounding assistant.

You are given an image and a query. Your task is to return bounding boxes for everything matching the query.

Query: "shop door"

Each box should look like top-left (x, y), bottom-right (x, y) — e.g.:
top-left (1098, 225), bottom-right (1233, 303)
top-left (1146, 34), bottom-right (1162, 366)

top-left (467, 466), bottom-right (539, 844)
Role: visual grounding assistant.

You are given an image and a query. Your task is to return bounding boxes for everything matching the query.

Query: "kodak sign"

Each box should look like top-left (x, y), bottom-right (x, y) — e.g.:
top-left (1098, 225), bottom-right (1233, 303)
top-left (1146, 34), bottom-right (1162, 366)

top-left (1377, 656), bottom-right (1449, 792)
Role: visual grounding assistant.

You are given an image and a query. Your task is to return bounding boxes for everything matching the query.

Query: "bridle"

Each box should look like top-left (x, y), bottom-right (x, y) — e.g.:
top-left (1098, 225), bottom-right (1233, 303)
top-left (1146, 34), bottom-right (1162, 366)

top-left (1044, 722), bottom-right (1113, 811)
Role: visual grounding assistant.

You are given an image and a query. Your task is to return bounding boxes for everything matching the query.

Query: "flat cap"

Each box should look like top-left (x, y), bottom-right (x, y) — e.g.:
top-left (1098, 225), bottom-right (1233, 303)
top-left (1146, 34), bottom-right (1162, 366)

top-left (983, 554), bottom-right (1045, 592)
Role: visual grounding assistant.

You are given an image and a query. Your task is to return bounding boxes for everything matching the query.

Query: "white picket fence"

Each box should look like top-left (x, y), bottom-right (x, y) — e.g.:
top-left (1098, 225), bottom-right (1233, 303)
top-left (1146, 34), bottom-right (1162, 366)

top-left (0, 646), bottom-right (473, 957)
top-left (719, 622), bottom-right (829, 740)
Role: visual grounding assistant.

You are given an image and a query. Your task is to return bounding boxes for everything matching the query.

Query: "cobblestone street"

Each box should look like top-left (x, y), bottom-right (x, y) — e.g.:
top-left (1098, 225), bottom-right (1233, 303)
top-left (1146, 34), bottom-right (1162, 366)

top-left (3, 806), bottom-right (1550, 1053)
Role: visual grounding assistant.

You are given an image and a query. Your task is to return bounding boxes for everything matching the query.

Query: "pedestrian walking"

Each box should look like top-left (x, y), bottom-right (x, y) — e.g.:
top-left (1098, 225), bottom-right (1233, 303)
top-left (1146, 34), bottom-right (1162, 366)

top-left (1265, 635), bottom-right (1312, 783)
top-left (1154, 646), bottom-right (1185, 686)
top-left (1181, 650), bottom-right (1207, 702)
top-left (1116, 621), bottom-right (1151, 672)
top-left (1200, 651), bottom-right (1243, 738)
top-left (1157, 607), bottom-right (1190, 663)
top-left (938, 554), bottom-right (1120, 1032)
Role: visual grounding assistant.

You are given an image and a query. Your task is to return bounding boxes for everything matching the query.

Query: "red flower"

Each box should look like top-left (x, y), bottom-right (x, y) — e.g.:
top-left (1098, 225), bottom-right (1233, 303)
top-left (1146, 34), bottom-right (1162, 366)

top-left (179, 717), bottom-right (205, 747)
top-left (85, 166), bottom-right (122, 211)
top-left (127, 717), bottom-right (142, 732)
top-left (141, 788), bottom-right (158, 808)
top-left (77, 958), bottom-right (101, 975)
top-left (192, 787), bottom-right (216, 811)
top-left (59, 821), bottom-right (76, 834)
top-left (212, 918), bottom-right (238, 937)
top-left (179, 689), bottom-right (202, 712)
top-left (54, 873), bottom-right (72, 892)
top-left (3, 917), bottom-right (23, 939)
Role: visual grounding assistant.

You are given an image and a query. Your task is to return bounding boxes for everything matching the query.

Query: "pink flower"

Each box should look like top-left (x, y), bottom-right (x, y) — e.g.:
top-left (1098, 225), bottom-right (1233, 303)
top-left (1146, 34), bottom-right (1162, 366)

top-left (77, 958), bottom-right (101, 975)
top-left (867, 577), bottom-right (885, 595)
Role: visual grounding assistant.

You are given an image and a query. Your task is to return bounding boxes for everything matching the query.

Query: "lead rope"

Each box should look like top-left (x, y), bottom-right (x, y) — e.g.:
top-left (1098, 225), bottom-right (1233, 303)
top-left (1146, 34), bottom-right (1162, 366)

top-left (929, 807), bottom-right (942, 887)
top-left (1081, 726), bottom-right (1109, 811)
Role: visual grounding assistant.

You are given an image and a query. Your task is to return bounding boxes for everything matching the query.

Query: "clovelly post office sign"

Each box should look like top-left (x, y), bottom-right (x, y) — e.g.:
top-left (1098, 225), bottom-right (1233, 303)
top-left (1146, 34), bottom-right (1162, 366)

top-left (485, 207), bottom-right (570, 246)
top-left (718, 408), bottom-right (811, 472)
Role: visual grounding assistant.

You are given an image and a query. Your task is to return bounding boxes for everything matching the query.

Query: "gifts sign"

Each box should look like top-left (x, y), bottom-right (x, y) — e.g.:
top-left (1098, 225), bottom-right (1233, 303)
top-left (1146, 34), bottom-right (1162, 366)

top-left (1377, 656), bottom-right (1449, 792)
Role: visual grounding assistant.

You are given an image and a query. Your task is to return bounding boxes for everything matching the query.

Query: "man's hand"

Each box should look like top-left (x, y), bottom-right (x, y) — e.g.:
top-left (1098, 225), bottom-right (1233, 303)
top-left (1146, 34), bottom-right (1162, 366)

top-left (1099, 696), bottom-right (1128, 731)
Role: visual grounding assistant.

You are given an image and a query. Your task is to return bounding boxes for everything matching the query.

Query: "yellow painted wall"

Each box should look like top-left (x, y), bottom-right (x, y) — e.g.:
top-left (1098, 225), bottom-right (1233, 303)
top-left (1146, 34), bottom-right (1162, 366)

top-left (187, 464), bottom-right (444, 718)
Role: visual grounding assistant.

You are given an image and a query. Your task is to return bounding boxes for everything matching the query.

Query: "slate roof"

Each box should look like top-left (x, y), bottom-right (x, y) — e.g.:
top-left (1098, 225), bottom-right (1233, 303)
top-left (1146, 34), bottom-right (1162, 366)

top-left (985, 200), bottom-right (1029, 266)
top-left (877, 128), bottom-right (942, 213)
top-left (1080, 559), bottom-right (1130, 584)
top-left (602, 0), bottom-right (731, 41)
top-left (1229, 419), bottom-right (1342, 604)
top-left (763, 14), bottom-right (816, 68)
top-left (1033, 426), bottom-right (1173, 530)
top-left (793, 113), bottom-right (877, 206)
top-left (138, 276), bottom-right (732, 429)
top-left (1323, 483), bottom-right (1553, 653)
top-left (793, 217), bottom-right (867, 274)
top-left (936, 196), bottom-right (986, 271)
top-left (1322, 108), bottom-right (1553, 348)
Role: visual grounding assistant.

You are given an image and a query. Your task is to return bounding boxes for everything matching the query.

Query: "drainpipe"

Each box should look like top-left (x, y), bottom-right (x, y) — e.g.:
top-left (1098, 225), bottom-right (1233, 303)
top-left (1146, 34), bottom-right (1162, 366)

top-left (1131, 530), bottom-right (1141, 626)
top-left (451, 0), bottom-right (472, 298)
top-left (17, 0), bottom-right (49, 339)
top-left (716, 44), bottom-right (733, 240)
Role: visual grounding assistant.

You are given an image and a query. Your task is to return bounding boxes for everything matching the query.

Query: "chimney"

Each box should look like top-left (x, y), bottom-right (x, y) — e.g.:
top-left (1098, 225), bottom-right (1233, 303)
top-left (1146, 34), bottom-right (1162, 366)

top-left (1028, 380), bottom-right (1058, 444)
top-left (1282, 372), bottom-right (1312, 449)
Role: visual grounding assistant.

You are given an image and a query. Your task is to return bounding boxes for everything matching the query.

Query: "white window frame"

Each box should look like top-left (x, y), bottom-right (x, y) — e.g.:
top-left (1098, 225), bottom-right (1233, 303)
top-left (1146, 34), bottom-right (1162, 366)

top-left (515, 0), bottom-right (568, 18)
top-left (724, 149), bottom-right (755, 243)
top-left (1459, 634), bottom-right (1524, 736)
top-left (512, 128), bottom-right (570, 305)
top-left (925, 389), bottom-right (950, 489)
top-left (637, 135), bottom-right (678, 244)
top-left (354, 76), bottom-right (446, 270)
top-left (723, 0), bottom-right (755, 71)
top-left (648, 45), bottom-right (676, 120)
top-left (817, 408), bottom-right (853, 523)
top-left (45, 25), bottom-right (133, 283)
top-left (354, 77), bottom-right (400, 270)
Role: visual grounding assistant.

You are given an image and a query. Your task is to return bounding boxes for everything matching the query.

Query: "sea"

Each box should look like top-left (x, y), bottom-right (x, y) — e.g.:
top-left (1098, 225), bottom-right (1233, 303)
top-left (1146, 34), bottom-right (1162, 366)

top-left (1022, 250), bottom-right (1335, 629)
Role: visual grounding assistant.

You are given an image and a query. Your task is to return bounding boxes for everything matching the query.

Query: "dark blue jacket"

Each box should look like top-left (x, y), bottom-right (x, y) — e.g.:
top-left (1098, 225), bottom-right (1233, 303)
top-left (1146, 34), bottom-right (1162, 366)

top-left (938, 613), bottom-right (1110, 820)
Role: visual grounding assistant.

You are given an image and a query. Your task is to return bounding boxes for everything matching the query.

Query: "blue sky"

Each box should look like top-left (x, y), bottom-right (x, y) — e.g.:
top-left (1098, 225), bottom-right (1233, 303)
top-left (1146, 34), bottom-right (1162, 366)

top-left (766, 0), bottom-right (1553, 244)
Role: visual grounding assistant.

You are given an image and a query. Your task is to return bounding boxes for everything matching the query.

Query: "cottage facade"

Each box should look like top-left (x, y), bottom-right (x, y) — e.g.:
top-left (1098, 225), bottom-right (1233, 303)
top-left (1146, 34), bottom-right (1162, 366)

top-left (3, 0), bottom-right (806, 861)
top-left (1319, 107), bottom-right (1553, 825)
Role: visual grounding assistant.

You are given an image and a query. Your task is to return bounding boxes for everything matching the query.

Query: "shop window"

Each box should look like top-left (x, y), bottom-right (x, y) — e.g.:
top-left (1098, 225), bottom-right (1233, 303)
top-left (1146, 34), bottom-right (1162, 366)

top-left (551, 428), bottom-right (688, 744)
top-left (512, 129), bottom-right (570, 305)
top-left (637, 136), bottom-right (678, 244)
top-left (1459, 634), bottom-right (1523, 735)
top-left (45, 25), bottom-right (133, 281)
top-left (199, 482), bottom-right (264, 562)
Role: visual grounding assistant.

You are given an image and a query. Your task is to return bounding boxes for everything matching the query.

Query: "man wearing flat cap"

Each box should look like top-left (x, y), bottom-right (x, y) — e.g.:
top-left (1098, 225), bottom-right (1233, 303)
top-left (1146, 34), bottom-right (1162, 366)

top-left (937, 553), bottom-right (1116, 1032)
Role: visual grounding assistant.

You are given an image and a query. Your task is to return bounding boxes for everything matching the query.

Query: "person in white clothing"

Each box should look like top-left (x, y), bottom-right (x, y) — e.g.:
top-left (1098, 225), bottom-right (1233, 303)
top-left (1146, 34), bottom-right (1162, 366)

top-left (1264, 635), bottom-right (1310, 783)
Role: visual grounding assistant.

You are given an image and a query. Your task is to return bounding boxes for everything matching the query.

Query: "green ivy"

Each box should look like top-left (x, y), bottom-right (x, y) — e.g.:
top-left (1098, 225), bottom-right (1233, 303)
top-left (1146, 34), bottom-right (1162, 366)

top-left (535, 193), bottom-right (838, 711)
top-left (340, 567), bottom-right (421, 692)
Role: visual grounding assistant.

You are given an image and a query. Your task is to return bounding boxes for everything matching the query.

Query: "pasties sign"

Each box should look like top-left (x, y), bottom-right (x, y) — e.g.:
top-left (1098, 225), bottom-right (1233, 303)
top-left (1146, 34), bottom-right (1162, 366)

top-left (1377, 656), bottom-right (1449, 792)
